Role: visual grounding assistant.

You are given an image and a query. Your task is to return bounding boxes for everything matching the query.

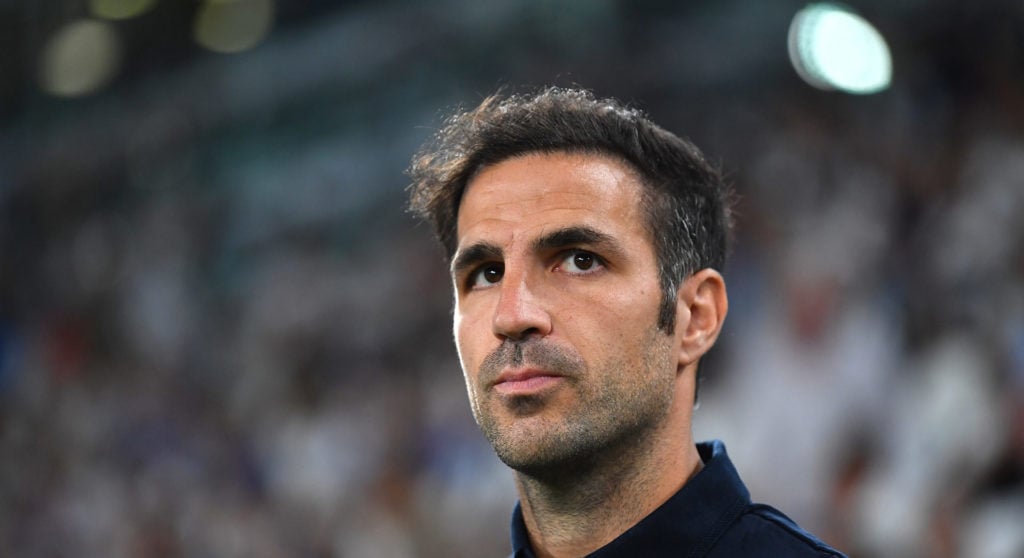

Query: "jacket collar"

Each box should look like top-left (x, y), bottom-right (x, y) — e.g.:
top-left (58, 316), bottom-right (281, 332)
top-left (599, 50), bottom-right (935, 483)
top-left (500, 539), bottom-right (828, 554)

top-left (510, 440), bottom-right (750, 557)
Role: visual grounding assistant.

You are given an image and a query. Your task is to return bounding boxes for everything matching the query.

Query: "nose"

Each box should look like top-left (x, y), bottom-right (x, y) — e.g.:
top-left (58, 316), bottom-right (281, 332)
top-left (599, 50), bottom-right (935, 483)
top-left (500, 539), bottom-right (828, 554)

top-left (492, 269), bottom-right (552, 341)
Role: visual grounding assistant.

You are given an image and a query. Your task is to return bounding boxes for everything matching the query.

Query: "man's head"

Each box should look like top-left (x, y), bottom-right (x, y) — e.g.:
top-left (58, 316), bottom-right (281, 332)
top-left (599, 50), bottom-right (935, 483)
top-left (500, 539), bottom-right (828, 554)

top-left (407, 88), bottom-right (732, 477)
top-left (408, 87), bottom-right (732, 333)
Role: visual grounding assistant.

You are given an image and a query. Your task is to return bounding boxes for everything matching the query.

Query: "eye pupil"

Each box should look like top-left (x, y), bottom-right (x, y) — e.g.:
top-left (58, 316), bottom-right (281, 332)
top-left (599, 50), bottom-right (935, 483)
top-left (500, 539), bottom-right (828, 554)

top-left (574, 253), bottom-right (594, 270)
top-left (484, 266), bottom-right (503, 282)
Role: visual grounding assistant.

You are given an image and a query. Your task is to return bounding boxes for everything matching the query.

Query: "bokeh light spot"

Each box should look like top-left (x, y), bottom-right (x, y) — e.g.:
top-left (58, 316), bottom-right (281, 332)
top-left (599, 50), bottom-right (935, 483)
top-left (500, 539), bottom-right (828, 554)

top-left (788, 3), bottom-right (892, 94)
top-left (40, 19), bottom-right (122, 97)
top-left (193, 0), bottom-right (275, 54)
top-left (89, 0), bottom-right (157, 20)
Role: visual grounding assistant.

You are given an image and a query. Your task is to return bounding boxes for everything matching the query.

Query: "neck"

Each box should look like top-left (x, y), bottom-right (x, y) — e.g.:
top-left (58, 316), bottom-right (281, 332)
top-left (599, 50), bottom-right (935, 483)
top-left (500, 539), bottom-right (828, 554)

top-left (514, 393), bottom-right (703, 558)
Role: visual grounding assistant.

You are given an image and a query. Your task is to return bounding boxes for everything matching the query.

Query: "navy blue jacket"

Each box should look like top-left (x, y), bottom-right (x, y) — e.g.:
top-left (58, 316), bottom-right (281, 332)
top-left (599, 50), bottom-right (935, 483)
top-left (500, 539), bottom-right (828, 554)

top-left (510, 440), bottom-right (846, 557)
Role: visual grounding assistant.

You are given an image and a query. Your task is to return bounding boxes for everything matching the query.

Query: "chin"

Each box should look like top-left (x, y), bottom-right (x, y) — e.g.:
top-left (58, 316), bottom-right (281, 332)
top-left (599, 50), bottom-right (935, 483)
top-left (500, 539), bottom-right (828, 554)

top-left (486, 422), bottom-right (601, 479)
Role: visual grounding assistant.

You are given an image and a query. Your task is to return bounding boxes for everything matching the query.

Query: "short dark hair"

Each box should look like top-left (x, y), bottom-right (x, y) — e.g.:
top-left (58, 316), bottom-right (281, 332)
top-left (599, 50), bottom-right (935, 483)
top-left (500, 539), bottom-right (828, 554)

top-left (408, 87), bottom-right (733, 333)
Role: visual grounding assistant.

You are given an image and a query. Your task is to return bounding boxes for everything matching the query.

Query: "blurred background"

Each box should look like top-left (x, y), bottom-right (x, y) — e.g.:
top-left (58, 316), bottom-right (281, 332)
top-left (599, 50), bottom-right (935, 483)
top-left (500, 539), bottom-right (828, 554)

top-left (1, 0), bottom-right (1022, 556)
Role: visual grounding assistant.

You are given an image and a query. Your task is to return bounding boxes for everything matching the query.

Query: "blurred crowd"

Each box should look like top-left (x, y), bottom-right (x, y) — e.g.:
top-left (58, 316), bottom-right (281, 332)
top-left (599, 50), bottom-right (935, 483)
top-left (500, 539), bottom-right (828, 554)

top-left (1, 1), bottom-right (1022, 557)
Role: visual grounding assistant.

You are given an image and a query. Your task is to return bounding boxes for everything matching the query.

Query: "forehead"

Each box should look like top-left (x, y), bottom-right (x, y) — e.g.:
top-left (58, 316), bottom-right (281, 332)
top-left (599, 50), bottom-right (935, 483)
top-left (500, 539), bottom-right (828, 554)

top-left (455, 152), bottom-right (647, 245)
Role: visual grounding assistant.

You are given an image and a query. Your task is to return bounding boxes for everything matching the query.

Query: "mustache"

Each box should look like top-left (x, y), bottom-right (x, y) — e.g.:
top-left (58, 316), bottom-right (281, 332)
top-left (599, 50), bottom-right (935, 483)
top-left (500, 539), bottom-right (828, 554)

top-left (479, 339), bottom-right (585, 386)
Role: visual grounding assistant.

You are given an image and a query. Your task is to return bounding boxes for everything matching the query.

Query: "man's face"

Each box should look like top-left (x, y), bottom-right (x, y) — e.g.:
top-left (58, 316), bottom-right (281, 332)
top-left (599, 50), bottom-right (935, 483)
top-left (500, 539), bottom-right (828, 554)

top-left (451, 151), bottom-right (680, 475)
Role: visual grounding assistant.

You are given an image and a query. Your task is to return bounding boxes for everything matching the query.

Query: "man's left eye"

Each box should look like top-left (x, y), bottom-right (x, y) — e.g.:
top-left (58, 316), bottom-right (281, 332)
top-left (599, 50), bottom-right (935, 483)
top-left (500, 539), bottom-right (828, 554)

top-left (559, 251), bottom-right (603, 274)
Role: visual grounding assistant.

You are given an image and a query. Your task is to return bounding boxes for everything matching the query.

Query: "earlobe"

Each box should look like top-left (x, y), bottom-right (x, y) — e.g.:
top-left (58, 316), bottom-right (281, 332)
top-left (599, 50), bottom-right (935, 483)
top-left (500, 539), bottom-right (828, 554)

top-left (675, 268), bottom-right (728, 366)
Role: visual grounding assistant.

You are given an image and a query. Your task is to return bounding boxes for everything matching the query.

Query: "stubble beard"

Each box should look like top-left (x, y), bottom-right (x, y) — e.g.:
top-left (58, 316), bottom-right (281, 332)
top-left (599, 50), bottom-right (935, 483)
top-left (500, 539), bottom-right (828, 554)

top-left (470, 328), bottom-right (677, 482)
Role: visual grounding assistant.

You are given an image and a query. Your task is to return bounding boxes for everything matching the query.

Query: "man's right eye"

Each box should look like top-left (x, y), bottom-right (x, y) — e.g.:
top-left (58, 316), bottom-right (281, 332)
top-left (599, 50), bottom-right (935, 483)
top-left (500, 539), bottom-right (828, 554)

top-left (469, 264), bottom-right (504, 288)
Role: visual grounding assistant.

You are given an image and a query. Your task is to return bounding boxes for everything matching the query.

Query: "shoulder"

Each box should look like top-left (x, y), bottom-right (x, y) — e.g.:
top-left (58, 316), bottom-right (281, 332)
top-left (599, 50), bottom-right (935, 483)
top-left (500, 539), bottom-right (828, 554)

top-left (708, 504), bottom-right (847, 557)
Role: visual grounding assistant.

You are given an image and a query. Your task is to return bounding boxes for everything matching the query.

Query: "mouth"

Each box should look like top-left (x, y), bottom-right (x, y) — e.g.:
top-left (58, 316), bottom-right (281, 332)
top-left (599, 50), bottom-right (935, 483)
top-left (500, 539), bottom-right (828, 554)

top-left (491, 368), bottom-right (566, 396)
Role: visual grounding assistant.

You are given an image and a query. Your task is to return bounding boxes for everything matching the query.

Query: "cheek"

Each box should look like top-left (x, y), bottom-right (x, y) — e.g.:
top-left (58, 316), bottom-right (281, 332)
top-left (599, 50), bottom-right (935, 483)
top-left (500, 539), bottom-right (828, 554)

top-left (453, 311), bottom-right (485, 418)
top-left (453, 311), bottom-right (470, 367)
top-left (561, 286), bottom-right (661, 357)
top-left (572, 283), bottom-right (660, 327)
top-left (453, 306), bottom-right (485, 383)
top-left (452, 304), bottom-right (464, 350)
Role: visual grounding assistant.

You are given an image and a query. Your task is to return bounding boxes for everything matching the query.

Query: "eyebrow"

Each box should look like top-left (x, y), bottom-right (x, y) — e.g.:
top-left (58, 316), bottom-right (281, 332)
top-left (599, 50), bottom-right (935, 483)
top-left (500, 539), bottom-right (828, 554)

top-left (451, 225), bottom-right (623, 278)
top-left (451, 242), bottom-right (503, 278)
top-left (531, 225), bottom-right (619, 255)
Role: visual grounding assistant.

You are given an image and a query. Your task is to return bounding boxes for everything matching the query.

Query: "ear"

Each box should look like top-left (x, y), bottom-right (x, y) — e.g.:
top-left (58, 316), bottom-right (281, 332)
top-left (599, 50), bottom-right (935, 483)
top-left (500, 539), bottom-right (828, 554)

top-left (674, 268), bottom-right (728, 368)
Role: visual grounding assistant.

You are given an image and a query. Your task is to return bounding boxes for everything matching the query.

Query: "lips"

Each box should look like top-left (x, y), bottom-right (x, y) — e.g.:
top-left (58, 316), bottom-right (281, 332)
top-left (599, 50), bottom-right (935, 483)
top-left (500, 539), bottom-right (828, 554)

top-left (491, 368), bottom-right (565, 395)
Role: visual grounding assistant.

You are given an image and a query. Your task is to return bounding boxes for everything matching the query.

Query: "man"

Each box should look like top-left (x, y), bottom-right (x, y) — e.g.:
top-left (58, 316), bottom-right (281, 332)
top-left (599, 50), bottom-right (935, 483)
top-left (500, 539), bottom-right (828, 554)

top-left (408, 87), bottom-right (846, 557)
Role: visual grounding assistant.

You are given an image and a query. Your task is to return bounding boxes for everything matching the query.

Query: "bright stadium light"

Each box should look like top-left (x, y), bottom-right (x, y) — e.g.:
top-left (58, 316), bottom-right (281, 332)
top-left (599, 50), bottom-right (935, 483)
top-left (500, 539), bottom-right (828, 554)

top-left (788, 3), bottom-right (892, 94)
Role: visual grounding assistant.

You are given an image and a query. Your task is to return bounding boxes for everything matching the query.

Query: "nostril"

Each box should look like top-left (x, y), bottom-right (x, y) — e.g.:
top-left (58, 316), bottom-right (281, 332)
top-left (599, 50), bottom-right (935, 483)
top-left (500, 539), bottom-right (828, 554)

top-left (507, 326), bottom-right (542, 341)
top-left (521, 327), bottom-right (542, 338)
